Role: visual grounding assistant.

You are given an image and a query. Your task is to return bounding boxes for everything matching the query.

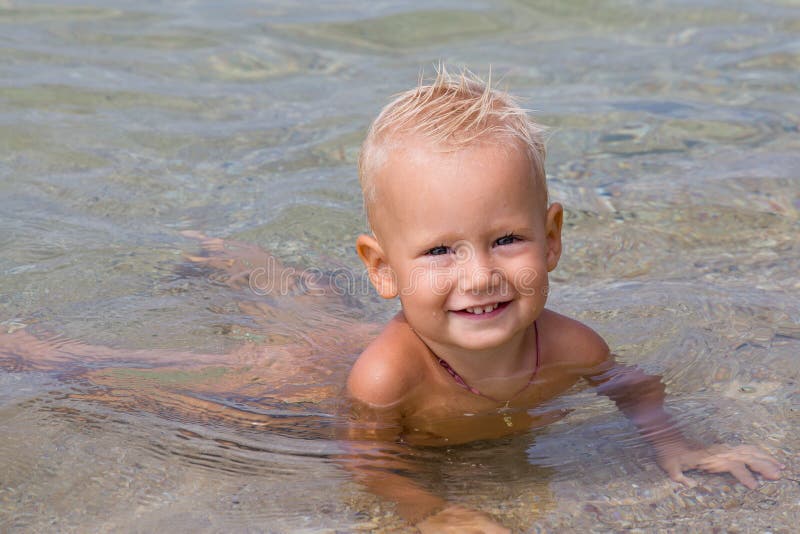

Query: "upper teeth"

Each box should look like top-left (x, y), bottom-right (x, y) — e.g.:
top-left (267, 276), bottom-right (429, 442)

top-left (465, 303), bottom-right (500, 314)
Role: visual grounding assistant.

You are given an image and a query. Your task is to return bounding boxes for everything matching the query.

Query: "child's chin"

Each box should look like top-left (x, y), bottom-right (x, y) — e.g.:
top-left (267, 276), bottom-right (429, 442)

top-left (453, 330), bottom-right (516, 351)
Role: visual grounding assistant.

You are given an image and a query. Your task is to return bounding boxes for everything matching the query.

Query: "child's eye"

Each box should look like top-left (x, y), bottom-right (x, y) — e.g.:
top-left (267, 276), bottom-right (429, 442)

top-left (425, 245), bottom-right (450, 256)
top-left (495, 234), bottom-right (520, 246)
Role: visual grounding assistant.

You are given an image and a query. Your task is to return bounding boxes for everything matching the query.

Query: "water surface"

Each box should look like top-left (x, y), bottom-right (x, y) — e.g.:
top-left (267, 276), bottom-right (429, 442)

top-left (1, 0), bottom-right (799, 531)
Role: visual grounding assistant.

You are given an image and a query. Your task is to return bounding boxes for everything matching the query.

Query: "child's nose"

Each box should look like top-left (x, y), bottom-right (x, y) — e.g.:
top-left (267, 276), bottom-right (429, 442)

top-left (457, 250), bottom-right (501, 294)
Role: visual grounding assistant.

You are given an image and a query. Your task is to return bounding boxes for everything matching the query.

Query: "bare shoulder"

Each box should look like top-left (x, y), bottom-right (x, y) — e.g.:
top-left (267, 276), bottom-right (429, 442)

top-left (537, 309), bottom-right (611, 370)
top-left (346, 314), bottom-right (427, 410)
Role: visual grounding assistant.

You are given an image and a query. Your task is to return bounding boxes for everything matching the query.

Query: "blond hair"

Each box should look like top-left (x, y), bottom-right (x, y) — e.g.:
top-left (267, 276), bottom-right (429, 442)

top-left (358, 66), bottom-right (548, 224)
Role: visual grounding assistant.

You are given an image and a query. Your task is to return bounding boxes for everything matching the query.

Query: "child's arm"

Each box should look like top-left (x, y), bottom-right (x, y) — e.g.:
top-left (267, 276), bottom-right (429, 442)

top-left (339, 400), bottom-right (509, 533)
top-left (338, 404), bottom-right (445, 522)
top-left (343, 335), bottom-right (510, 533)
top-left (585, 356), bottom-right (785, 488)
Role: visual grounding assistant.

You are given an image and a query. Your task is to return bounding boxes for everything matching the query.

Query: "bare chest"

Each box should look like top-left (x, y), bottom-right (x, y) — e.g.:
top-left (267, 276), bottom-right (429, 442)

top-left (401, 367), bottom-right (583, 446)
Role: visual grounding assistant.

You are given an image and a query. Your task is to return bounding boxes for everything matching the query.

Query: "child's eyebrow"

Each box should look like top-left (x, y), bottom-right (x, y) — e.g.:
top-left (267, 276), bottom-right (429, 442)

top-left (496, 225), bottom-right (534, 234)
top-left (415, 232), bottom-right (461, 249)
top-left (415, 226), bottom-right (537, 248)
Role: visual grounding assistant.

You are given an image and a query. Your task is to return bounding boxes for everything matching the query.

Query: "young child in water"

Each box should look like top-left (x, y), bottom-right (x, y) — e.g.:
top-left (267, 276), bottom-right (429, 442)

top-left (0, 67), bottom-right (785, 534)
top-left (344, 68), bottom-right (784, 532)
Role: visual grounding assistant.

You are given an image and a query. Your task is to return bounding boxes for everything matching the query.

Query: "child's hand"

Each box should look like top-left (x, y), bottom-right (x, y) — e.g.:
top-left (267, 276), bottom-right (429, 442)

top-left (658, 444), bottom-right (785, 489)
top-left (416, 505), bottom-right (510, 534)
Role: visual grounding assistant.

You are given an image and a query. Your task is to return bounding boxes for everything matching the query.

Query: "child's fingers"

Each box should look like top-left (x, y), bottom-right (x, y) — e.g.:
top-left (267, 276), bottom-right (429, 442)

top-left (745, 457), bottom-right (785, 480)
top-left (727, 464), bottom-right (759, 489)
top-left (183, 254), bottom-right (213, 264)
top-left (741, 447), bottom-right (787, 472)
top-left (732, 445), bottom-right (782, 463)
top-left (703, 446), bottom-right (785, 481)
top-left (668, 469), bottom-right (697, 488)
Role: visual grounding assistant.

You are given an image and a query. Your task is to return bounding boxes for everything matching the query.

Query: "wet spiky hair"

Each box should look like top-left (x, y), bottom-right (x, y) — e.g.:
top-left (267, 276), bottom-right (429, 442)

top-left (358, 65), bottom-right (548, 225)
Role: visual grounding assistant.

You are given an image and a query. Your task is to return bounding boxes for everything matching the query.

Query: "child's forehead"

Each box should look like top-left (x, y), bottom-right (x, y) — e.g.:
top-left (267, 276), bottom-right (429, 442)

top-left (387, 130), bottom-right (523, 159)
top-left (380, 134), bottom-right (532, 188)
top-left (380, 141), bottom-right (515, 194)
top-left (365, 131), bottom-right (546, 238)
top-left (374, 139), bottom-right (540, 219)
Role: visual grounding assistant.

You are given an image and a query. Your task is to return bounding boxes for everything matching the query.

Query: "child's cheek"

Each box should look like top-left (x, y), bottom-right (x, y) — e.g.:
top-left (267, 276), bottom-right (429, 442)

top-left (512, 264), bottom-right (544, 297)
top-left (427, 266), bottom-right (456, 296)
top-left (399, 264), bottom-right (455, 297)
top-left (410, 260), bottom-right (455, 294)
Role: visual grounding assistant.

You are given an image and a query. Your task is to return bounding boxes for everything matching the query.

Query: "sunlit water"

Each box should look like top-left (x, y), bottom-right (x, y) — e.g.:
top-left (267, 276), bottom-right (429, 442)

top-left (1, 0), bottom-right (799, 531)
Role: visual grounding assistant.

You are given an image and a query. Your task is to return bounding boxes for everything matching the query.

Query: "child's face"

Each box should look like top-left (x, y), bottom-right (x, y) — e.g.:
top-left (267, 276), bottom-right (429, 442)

top-left (361, 135), bottom-right (562, 352)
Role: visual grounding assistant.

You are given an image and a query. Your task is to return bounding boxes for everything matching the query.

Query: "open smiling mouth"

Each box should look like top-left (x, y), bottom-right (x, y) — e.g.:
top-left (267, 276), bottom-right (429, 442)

top-left (452, 300), bottom-right (511, 318)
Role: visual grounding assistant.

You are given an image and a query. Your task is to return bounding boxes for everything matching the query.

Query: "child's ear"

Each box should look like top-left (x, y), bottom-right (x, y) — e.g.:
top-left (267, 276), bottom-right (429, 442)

top-left (545, 203), bottom-right (563, 272)
top-left (356, 234), bottom-right (398, 299)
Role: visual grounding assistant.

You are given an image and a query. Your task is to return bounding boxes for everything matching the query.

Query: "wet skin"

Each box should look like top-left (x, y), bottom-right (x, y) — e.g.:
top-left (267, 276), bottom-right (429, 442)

top-left (347, 135), bottom-right (785, 530)
top-left (0, 228), bottom-right (786, 533)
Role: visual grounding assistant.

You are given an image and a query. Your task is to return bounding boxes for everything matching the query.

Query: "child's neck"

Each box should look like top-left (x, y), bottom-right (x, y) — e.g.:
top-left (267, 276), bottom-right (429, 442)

top-left (419, 324), bottom-right (537, 390)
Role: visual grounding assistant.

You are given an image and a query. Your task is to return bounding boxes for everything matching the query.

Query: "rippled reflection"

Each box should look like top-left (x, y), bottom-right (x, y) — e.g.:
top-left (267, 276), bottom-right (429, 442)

top-left (1, 0), bottom-right (798, 531)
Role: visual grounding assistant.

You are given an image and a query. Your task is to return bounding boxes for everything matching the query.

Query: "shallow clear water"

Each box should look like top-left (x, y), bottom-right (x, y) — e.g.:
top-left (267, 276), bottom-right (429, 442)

top-left (1, 0), bottom-right (799, 531)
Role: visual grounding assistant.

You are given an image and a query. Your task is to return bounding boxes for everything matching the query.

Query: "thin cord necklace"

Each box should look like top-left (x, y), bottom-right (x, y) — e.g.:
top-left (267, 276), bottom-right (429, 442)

top-left (433, 321), bottom-right (540, 427)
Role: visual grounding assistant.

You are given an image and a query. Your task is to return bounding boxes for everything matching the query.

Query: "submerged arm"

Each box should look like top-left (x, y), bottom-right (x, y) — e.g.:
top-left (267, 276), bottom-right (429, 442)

top-left (585, 360), bottom-right (688, 465)
top-left (584, 356), bottom-right (784, 488)
top-left (337, 399), bottom-right (509, 533)
top-left (338, 404), bottom-right (445, 522)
